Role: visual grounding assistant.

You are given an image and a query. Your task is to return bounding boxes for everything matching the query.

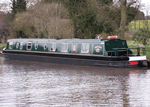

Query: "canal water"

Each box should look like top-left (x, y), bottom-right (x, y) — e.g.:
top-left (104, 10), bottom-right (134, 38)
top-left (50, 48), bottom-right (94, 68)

top-left (0, 57), bottom-right (150, 107)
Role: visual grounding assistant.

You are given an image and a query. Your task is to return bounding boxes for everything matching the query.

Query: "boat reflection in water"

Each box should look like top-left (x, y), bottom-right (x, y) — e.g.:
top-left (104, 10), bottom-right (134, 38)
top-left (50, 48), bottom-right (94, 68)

top-left (0, 59), bottom-right (150, 106)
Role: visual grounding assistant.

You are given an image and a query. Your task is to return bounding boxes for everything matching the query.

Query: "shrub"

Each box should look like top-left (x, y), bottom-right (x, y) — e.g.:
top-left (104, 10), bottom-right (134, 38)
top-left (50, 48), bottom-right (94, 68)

top-left (132, 28), bottom-right (150, 46)
top-left (12, 2), bottom-right (74, 39)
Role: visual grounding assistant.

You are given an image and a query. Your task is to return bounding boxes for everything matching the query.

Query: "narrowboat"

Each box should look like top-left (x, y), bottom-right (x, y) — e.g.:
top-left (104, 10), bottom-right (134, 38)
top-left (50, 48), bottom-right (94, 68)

top-left (2, 37), bottom-right (147, 67)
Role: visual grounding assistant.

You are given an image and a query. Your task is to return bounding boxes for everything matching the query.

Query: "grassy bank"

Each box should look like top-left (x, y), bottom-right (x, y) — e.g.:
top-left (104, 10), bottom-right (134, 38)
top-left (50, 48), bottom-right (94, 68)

top-left (128, 20), bottom-right (150, 31)
top-left (127, 41), bottom-right (150, 59)
top-left (0, 44), bottom-right (6, 50)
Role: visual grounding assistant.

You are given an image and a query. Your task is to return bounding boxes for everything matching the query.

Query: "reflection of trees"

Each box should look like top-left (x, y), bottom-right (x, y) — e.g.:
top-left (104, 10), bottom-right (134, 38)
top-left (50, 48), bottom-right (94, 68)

top-left (120, 76), bottom-right (129, 106)
top-left (66, 74), bottom-right (130, 106)
top-left (128, 70), bottom-right (150, 106)
top-left (2, 60), bottom-right (135, 106)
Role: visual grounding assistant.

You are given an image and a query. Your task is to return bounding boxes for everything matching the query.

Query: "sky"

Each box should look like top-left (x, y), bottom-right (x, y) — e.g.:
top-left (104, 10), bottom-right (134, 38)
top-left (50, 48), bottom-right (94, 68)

top-left (0, 0), bottom-right (150, 15)
top-left (141, 0), bottom-right (150, 15)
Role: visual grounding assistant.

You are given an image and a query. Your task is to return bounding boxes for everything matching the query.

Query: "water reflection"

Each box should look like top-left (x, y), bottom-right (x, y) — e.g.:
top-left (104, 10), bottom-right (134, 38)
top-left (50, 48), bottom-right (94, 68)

top-left (128, 69), bottom-right (150, 107)
top-left (0, 57), bottom-right (150, 106)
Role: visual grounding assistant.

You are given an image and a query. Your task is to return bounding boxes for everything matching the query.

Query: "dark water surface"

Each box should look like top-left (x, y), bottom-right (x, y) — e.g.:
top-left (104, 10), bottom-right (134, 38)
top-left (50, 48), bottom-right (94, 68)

top-left (0, 57), bottom-right (150, 107)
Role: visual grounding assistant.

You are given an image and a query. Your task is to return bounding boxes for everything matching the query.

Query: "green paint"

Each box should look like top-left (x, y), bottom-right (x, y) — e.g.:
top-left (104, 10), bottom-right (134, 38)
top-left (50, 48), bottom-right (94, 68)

top-left (6, 38), bottom-right (146, 57)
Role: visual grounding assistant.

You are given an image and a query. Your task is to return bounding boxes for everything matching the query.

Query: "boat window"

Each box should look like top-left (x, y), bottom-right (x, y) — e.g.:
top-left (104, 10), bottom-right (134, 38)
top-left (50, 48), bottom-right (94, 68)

top-left (61, 43), bottom-right (68, 52)
top-left (51, 43), bottom-right (56, 51)
top-left (9, 42), bottom-right (13, 49)
top-left (72, 43), bottom-right (77, 52)
top-left (44, 43), bottom-right (47, 50)
top-left (35, 43), bottom-right (38, 50)
top-left (16, 42), bottom-right (19, 49)
top-left (27, 42), bottom-right (32, 50)
top-left (81, 43), bottom-right (89, 53)
top-left (20, 42), bottom-right (23, 50)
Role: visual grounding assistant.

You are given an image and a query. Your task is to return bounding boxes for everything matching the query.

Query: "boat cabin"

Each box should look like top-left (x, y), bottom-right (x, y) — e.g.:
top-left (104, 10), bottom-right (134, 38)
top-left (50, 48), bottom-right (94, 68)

top-left (5, 38), bottom-right (146, 57)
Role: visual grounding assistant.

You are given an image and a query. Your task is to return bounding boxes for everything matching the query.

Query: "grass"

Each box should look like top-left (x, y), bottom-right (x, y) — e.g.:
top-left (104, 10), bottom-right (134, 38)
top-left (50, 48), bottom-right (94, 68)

top-left (127, 20), bottom-right (150, 31)
top-left (0, 44), bottom-right (6, 50)
top-left (127, 40), bottom-right (150, 59)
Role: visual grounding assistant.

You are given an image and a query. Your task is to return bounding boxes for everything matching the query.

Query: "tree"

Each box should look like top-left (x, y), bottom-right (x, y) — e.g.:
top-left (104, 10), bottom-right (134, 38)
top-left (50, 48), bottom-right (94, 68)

top-left (41, 0), bottom-right (140, 39)
top-left (0, 12), bottom-right (10, 43)
top-left (97, 0), bottom-right (113, 4)
top-left (119, 0), bottom-right (127, 39)
top-left (63, 0), bottom-right (86, 38)
top-left (119, 0), bottom-right (141, 38)
top-left (135, 11), bottom-right (145, 20)
top-left (127, 7), bottom-right (138, 25)
top-left (0, 29), bottom-right (10, 43)
top-left (11, 0), bottom-right (27, 18)
top-left (16, 0), bottom-right (26, 12)
top-left (12, 2), bottom-right (74, 38)
top-left (63, 0), bottom-right (116, 38)
top-left (12, 0), bottom-right (16, 17)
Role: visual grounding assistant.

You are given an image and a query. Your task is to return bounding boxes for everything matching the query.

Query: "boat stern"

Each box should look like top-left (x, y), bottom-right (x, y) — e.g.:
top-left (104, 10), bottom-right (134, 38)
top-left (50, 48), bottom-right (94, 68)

top-left (129, 55), bottom-right (147, 67)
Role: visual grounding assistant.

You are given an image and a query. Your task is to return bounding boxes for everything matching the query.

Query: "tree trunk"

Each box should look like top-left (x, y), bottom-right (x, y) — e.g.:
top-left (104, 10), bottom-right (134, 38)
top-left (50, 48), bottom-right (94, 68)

top-left (119, 0), bottom-right (127, 39)
top-left (73, 19), bottom-right (78, 38)
top-left (134, 20), bottom-right (136, 30)
top-left (12, 0), bottom-right (16, 18)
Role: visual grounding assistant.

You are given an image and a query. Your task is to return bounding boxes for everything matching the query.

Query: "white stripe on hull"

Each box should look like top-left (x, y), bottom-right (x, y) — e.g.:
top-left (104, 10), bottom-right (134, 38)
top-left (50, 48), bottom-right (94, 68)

top-left (129, 55), bottom-right (147, 61)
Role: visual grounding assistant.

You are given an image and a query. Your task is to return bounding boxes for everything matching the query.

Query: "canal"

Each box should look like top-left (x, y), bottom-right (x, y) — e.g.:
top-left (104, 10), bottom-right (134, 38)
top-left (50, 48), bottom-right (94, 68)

top-left (0, 57), bottom-right (150, 106)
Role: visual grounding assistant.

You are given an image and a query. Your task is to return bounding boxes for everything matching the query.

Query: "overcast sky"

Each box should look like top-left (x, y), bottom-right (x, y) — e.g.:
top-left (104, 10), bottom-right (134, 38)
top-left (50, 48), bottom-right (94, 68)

top-left (141, 0), bottom-right (150, 15)
top-left (0, 0), bottom-right (150, 15)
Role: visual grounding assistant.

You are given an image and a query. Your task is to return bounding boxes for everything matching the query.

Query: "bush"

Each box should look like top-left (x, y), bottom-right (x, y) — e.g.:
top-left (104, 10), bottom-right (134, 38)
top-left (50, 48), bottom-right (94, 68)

top-left (12, 2), bottom-right (74, 39)
top-left (132, 28), bottom-right (150, 46)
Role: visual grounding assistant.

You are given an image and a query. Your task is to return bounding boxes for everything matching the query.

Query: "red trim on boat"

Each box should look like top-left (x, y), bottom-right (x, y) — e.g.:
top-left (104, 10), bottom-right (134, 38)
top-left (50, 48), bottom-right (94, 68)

top-left (130, 70), bottom-right (138, 74)
top-left (129, 61), bottom-right (139, 65)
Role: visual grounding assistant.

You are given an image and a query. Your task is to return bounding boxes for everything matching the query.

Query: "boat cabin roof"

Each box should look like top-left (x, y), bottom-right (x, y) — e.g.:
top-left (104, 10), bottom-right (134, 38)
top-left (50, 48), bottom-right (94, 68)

top-left (7, 38), bottom-right (123, 43)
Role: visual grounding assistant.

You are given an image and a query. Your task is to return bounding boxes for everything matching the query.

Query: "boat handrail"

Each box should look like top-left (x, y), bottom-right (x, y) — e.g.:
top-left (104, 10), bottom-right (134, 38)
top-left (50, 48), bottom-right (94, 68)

top-left (111, 47), bottom-right (146, 57)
